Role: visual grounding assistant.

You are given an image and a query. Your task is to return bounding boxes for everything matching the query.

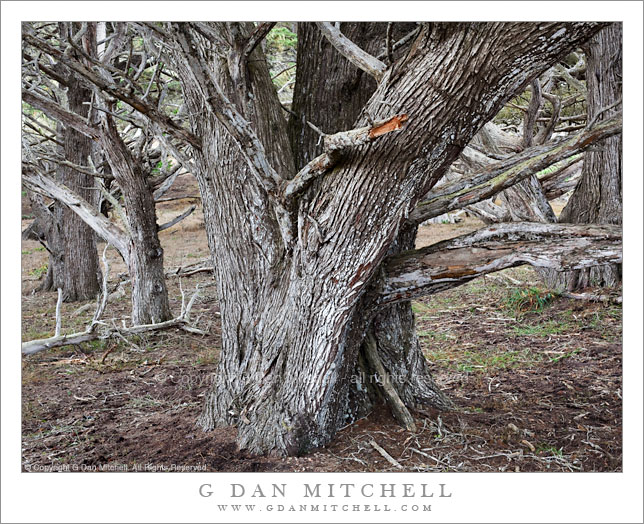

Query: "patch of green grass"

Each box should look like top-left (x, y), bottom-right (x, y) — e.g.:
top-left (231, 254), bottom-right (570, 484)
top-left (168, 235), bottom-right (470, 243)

top-left (426, 346), bottom-right (544, 374)
top-left (504, 286), bottom-right (555, 318)
top-left (512, 320), bottom-right (569, 337)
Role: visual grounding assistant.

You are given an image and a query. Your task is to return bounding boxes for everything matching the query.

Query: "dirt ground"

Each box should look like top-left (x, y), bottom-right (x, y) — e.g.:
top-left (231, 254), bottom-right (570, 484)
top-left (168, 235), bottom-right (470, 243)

top-left (20, 178), bottom-right (622, 472)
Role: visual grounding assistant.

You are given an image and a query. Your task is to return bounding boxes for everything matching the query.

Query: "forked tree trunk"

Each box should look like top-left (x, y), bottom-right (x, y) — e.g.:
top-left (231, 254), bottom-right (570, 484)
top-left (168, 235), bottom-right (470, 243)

top-left (170, 22), bottom-right (605, 455)
top-left (544, 24), bottom-right (622, 290)
top-left (288, 23), bottom-right (451, 423)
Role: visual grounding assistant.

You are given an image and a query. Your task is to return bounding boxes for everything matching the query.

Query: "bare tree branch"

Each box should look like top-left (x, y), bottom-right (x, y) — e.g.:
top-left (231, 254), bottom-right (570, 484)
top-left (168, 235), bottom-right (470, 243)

top-left (380, 223), bottom-right (622, 306)
top-left (375, 25), bottom-right (421, 61)
top-left (409, 113), bottom-right (621, 224)
top-left (23, 30), bottom-right (201, 149)
top-left (316, 22), bottom-right (387, 81)
top-left (22, 169), bottom-right (129, 258)
top-left (284, 114), bottom-right (409, 199)
top-left (522, 79), bottom-right (542, 148)
top-left (243, 22), bottom-right (276, 60)
top-left (23, 89), bottom-right (100, 141)
top-left (157, 205), bottom-right (196, 232)
top-left (535, 92), bottom-right (561, 145)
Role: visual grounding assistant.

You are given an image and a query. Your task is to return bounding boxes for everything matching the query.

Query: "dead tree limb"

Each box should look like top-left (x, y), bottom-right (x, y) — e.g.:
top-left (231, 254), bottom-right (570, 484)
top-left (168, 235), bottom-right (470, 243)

top-left (22, 90), bottom-right (100, 141)
top-left (409, 114), bottom-right (621, 224)
top-left (157, 205), bottom-right (196, 232)
top-left (22, 283), bottom-right (204, 356)
top-left (316, 22), bottom-right (387, 81)
top-left (363, 332), bottom-right (416, 432)
top-left (380, 222), bottom-right (622, 306)
top-left (284, 114), bottom-right (409, 199)
top-left (22, 169), bottom-right (129, 257)
top-left (23, 29), bottom-right (201, 149)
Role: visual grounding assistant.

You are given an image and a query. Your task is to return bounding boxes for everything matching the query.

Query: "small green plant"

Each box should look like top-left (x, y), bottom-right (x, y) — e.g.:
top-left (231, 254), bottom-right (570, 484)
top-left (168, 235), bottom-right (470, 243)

top-left (536, 444), bottom-right (564, 457)
top-left (505, 286), bottom-right (555, 318)
top-left (29, 263), bottom-right (48, 278)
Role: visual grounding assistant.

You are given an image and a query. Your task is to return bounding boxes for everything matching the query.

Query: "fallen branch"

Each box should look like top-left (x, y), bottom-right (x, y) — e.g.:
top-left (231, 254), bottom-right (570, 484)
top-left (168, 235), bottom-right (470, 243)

top-left (22, 281), bottom-right (206, 356)
top-left (559, 291), bottom-right (622, 304)
top-left (166, 258), bottom-right (214, 278)
top-left (363, 332), bottom-right (416, 432)
top-left (369, 439), bottom-right (403, 469)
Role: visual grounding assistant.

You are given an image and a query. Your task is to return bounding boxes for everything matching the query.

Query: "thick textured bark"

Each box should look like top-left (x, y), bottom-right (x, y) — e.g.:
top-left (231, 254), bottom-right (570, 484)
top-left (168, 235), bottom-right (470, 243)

top-left (545, 24), bottom-right (622, 290)
top-left (56, 70), bottom-right (101, 301)
top-left (169, 22), bottom-right (605, 455)
top-left (34, 36), bottom-right (102, 302)
top-left (288, 23), bottom-right (450, 421)
top-left (287, 23), bottom-right (415, 168)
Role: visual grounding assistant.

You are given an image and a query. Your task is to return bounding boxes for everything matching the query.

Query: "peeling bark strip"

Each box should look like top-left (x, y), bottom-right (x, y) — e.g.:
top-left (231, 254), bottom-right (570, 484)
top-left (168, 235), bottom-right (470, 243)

top-left (381, 223), bottom-right (622, 305)
top-left (325, 114), bottom-right (408, 152)
top-left (409, 114), bottom-right (621, 224)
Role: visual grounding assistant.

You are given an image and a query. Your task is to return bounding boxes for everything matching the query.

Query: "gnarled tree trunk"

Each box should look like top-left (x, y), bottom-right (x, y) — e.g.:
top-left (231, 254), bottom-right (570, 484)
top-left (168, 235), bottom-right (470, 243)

top-left (168, 22), bottom-right (606, 455)
top-left (97, 115), bottom-right (173, 325)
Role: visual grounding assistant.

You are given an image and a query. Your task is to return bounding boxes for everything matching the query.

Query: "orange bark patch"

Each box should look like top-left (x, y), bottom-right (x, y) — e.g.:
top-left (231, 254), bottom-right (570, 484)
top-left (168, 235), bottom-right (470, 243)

top-left (368, 114), bottom-right (408, 138)
top-left (431, 266), bottom-right (478, 279)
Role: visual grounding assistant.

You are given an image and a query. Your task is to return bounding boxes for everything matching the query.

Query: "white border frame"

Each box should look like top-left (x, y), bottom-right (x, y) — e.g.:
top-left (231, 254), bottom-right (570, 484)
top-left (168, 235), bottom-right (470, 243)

top-left (2, 3), bottom-right (642, 523)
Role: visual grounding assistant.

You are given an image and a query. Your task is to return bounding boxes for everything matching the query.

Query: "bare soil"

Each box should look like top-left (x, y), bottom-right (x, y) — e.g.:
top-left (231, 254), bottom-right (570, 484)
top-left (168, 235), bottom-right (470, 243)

top-left (21, 180), bottom-right (622, 472)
